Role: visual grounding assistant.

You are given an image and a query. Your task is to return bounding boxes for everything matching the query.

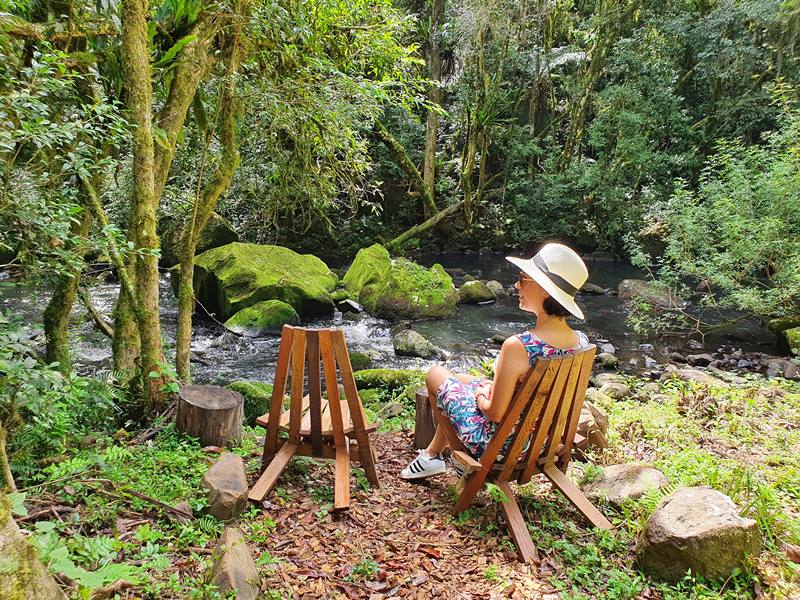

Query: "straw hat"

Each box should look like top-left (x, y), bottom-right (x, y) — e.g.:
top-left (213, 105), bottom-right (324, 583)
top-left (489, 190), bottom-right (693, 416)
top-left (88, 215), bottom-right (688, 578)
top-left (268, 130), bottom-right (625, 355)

top-left (506, 243), bottom-right (588, 319)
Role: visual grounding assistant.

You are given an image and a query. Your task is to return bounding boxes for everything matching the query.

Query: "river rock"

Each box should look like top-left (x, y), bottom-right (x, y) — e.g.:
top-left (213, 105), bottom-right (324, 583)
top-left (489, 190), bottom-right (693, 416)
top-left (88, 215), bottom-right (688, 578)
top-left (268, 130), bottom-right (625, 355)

top-left (636, 382), bottom-right (662, 399)
top-left (581, 282), bottom-right (605, 294)
top-left (160, 212), bottom-right (238, 267)
top-left (637, 487), bottom-right (760, 583)
top-left (202, 452), bottom-right (248, 520)
top-left (660, 366), bottom-right (726, 386)
top-left (686, 353), bottom-right (714, 367)
top-left (485, 280), bottom-right (505, 297)
top-left (458, 280), bottom-right (496, 304)
top-left (210, 527), bottom-right (261, 600)
top-left (343, 244), bottom-right (458, 320)
top-left (595, 352), bottom-right (619, 369)
top-left (592, 372), bottom-right (626, 388)
top-left (353, 368), bottom-right (425, 392)
top-left (599, 343), bottom-right (616, 354)
top-left (223, 300), bottom-right (299, 337)
top-left (0, 494), bottom-right (68, 599)
top-left (393, 329), bottom-right (440, 359)
top-left (600, 382), bottom-right (632, 398)
top-left (584, 464), bottom-right (668, 505)
top-left (192, 243), bottom-right (338, 320)
top-left (618, 279), bottom-right (686, 310)
top-left (584, 387), bottom-right (613, 408)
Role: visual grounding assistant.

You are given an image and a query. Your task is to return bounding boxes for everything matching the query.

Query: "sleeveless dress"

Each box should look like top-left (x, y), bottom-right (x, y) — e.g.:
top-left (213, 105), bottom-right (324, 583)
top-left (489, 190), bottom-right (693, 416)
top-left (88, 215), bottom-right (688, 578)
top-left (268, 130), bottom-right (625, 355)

top-left (436, 330), bottom-right (590, 458)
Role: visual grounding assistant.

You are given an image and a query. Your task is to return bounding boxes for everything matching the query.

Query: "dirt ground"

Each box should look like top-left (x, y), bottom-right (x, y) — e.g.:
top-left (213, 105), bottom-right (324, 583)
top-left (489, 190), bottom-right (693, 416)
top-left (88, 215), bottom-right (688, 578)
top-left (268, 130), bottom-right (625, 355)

top-left (254, 430), bottom-right (561, 600)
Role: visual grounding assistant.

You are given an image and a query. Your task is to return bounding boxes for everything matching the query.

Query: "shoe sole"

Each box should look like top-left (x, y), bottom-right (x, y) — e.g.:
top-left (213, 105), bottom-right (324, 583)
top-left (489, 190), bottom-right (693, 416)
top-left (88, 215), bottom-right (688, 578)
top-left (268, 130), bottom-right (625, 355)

top-left (399, 465), bottom-right (447, 480)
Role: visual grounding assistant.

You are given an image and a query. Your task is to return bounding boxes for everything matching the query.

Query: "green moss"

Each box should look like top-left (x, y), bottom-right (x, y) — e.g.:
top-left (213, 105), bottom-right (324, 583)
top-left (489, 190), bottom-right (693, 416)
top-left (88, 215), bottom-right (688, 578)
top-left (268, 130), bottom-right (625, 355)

top-left (193, 242), bottom-right (338, 319)
top-left (226, 381), bottom-right (275, 425)
top-left (768, 317), bottom-right (800, 334)
top-left (458, 280), bottom-right (496, 304)
top-left (353, 368), bottom-right (425, 392)
top-left (784, 326), bottom-right (800, 356)
top-left (357, 388), bottom-right (383, 406)
top-left (343, 245), bottom-right (458, 319)
top-left (331, 289), bottom-right (350, 302)
top-left (223, 300), bottom-right (299, 337)
top-left (348, 351), bottom-right (373, 371)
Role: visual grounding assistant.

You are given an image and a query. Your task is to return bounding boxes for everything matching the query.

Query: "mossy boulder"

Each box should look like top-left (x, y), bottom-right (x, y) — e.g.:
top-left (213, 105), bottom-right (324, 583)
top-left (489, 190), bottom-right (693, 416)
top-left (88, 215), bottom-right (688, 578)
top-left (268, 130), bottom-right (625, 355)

top-left (353, 368), bottom-right (425, 392)
top-left (767, 316), bottom-right (800, 334)
top-left (331, 289), bottom-right (350, 303)
top-left (343, 244), bottom-right (457, 320)
top-left (618, 279), bottom-right (686, 310)
top-left (458, 280), bottom-right (496, 304)
top-left (785, 327), bottom-right (800, 356)
top-left (223, 300), bottom-right (299, 337)
top-left (225, 381), bottom-right (274, 424)
top-left (160, 212), bottom-right (239, 267)
top-left (193, 243), bottom-right (338, 319)
top-left (392, 329), bottom-right (440, 359)
top-left (348, 351), bottom-right (373, 371)
top-left (0, 493), bottom-right (68, 600)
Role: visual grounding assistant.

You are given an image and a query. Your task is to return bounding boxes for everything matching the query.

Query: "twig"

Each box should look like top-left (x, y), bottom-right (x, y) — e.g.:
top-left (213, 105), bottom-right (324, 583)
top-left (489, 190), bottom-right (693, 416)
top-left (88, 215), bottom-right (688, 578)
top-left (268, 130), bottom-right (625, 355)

top-left (16, 505), bottom-right (78, 523)
top-left (77, 286), bottom-right (114, 338)
top-left (77, 478), bottom-right (193, 519)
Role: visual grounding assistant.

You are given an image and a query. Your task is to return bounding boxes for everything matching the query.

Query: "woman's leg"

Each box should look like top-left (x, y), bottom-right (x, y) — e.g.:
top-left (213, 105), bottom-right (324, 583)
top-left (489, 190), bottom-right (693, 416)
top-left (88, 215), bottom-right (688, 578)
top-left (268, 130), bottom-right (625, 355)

top-left (424, 366), bottom-right (476, 455)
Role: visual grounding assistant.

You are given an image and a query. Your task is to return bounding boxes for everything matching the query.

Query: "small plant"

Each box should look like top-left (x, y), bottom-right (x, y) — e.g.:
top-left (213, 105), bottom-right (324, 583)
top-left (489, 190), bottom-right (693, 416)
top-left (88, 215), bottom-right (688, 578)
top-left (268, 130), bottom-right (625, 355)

top-left (346, 558), bottom-right (379, 582)
top-left (482, 564), bottom-right (500, 582)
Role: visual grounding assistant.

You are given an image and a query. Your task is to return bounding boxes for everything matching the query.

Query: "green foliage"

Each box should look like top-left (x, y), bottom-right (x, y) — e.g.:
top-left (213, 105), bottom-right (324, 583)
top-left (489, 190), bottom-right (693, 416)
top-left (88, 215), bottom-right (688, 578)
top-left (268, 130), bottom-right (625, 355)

top-left (634, 101), bottom-right (800, 322)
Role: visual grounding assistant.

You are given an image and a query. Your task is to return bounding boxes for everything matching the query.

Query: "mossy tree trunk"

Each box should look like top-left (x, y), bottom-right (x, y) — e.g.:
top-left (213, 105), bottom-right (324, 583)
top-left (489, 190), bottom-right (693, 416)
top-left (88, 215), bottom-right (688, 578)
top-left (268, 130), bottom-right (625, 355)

top-left (0, 425), bottom-right (15, 492)
top-left (422, 0), bottom-right (444, 218)
top-left (176, 3), bottom-right (247, 382)
top-left (43, 208), bottom-right (91, 373)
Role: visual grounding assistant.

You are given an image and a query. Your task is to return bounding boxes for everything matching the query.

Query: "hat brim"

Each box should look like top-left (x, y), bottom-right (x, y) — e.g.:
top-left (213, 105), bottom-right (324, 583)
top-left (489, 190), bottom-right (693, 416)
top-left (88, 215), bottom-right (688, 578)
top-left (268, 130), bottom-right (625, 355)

top-left (506, 256), bottom-right (585, 320)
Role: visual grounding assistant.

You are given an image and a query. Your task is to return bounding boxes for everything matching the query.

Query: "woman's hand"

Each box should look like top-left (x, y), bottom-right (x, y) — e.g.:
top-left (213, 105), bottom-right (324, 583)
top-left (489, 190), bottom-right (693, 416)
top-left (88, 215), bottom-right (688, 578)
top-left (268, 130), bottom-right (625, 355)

top-left (475, 382), bottom-right (493, 415)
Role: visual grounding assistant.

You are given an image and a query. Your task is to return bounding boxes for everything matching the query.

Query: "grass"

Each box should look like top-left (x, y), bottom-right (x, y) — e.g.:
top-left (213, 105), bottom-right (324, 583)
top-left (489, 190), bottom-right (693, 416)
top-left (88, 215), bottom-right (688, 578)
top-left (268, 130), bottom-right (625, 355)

top-left (510, 375), bottom-right (800, 599)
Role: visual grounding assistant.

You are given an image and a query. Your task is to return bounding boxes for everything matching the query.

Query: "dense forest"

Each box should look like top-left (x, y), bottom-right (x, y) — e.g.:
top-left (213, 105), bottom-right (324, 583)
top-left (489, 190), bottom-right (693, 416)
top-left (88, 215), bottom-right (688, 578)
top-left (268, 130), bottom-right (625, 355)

top-left (2, 0), bottom-right (800, 598)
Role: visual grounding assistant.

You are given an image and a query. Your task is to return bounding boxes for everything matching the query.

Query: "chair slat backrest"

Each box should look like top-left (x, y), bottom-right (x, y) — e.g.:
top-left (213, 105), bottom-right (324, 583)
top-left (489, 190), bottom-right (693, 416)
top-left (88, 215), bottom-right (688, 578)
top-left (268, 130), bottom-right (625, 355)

top-left (486, 345), bottom-right (596, 485)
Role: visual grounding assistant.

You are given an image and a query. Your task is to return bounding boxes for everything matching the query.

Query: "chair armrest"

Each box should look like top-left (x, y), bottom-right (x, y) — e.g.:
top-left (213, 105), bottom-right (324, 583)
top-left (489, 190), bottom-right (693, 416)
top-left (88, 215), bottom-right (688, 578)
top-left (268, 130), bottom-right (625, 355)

top-left (452, 450), bottom-right (482, 473)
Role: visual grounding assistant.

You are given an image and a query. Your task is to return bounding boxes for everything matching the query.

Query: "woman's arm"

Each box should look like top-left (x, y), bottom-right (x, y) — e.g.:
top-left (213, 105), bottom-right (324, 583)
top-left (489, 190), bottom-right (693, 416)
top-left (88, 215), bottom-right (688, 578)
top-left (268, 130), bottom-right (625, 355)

top-left (479, 336), bottom-right (529, 422)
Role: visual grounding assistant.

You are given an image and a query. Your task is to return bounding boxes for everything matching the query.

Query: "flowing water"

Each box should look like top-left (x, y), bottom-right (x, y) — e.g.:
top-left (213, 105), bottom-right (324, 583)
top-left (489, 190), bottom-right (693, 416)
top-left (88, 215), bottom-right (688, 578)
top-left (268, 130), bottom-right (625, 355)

top-left (0, 253), bottom-right (777, 384)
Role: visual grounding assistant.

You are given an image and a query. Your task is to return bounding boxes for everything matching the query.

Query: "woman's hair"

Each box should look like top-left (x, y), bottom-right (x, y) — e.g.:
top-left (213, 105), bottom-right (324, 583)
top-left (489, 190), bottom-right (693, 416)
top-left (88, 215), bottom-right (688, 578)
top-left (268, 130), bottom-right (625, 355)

top-left (543, 296), bottom-right (571, 318)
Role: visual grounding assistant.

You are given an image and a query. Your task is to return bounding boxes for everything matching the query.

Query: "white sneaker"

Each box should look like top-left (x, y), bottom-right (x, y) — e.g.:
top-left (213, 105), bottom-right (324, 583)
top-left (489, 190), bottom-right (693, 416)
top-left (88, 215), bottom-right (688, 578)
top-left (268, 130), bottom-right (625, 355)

top-left (400, 450), bottom-right (447, 480)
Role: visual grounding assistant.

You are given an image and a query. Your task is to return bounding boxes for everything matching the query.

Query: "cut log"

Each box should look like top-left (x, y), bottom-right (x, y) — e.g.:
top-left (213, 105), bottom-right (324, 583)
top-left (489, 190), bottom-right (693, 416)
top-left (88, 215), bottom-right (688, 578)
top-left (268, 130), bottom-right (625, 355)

top-left (414, 386), bottom-right (436, 449)
top-left (176, 385), bottom-right (243, 447)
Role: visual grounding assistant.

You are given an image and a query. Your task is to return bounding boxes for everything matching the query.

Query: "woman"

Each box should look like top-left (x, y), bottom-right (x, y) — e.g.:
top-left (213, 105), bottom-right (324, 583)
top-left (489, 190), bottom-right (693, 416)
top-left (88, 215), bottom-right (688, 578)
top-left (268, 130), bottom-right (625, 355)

top-left (400, 242), bottom-right (591, 479)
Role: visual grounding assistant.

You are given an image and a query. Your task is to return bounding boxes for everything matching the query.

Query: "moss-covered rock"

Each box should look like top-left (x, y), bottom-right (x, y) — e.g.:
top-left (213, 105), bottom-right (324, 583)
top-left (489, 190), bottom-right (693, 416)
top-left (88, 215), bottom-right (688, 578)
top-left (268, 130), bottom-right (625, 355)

top-left (785, 327), bottom-right (800, 356)
top-left (767, 316), bottom-right (800, 334)
top-left (458, 280), bottom-right (496, 304)
top-left (343, 244), bottom-right (458, 320)
top-left (353, 368), bottom-right (425, 392)
top-left (348, 351), bottom-right (373, 371)
top-left (223, 300), bottom-right (299, 337)
top-left (193, 243), bottom-right (338, 319)
top-left (392, 330), bottom-right (440, 358)
top-left (0, 493), bottom-right (68, 600)
top-left (331, 289), bottom-right (350, 303)
top-left (160, 212), bottom-right (239, 267)
top-left (225, 381), bottom-right (274, 425)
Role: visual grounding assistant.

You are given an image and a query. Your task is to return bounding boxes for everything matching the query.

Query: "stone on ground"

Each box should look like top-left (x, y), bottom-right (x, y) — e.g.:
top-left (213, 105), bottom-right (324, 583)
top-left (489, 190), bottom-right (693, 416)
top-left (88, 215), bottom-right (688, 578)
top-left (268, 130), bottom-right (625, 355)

top-left (583, 464), bottom-right (668, 505)
top-left (192, 242), bottom-right (338, 319)
top-left (210, 527), bottom-right (261, 600)
top-left (592, 372), bottom-right (626, 388)
top-left (343, 244), bottom-right (458, 320)
top-left (392, 329), bottom-right (440, 359)
top-left (637, 486), bottom-right (760, 583)
top-left (576, 401), bottom-right (609, 451)
top-left (581, 282), bottom-right (605, 294)
top-left (595, 352), bottom-right (619, 369)
top-left (458, 280), bottom-right (496, 304)
top-left (686, 353), bottom-right (715, 367)
top-left (0, 494), bottom-right (67, 599)
top-left (223, 300), bottom-right (299, 337)
top-left (202, 452), bottom-right (249, 520)
top-left (599, 381), bottom-right (632, 399)
top-left (660, 366), bottom-right (727, 386)
top-left (618, 279), bottom-right (686, 310)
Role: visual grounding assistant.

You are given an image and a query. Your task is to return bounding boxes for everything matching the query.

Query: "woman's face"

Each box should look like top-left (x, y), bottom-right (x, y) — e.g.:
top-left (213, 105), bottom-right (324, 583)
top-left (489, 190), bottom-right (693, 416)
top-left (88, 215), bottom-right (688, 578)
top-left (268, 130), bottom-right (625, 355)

top-left (515, 272), bottom-right (549, 314)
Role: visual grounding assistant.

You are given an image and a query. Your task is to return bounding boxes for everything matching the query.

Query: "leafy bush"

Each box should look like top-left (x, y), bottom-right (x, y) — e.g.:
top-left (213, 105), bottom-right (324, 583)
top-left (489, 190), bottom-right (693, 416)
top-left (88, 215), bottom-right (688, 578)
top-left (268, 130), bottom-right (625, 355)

top-left (632, 100), bottom-right (800, 321)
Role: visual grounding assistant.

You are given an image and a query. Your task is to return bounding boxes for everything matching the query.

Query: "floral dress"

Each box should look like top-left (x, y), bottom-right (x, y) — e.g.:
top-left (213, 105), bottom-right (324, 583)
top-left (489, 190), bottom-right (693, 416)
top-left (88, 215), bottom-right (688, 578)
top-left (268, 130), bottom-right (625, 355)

top-left (436, 330), bottom-right (590, 457)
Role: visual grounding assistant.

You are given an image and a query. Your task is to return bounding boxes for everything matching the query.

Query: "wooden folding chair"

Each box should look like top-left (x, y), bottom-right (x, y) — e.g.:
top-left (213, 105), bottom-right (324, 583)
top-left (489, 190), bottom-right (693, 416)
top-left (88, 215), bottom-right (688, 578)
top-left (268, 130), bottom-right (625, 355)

top-left (248, 325), bottom-right (379, 510)
top-left (434, 345), bottom-right (613, 563)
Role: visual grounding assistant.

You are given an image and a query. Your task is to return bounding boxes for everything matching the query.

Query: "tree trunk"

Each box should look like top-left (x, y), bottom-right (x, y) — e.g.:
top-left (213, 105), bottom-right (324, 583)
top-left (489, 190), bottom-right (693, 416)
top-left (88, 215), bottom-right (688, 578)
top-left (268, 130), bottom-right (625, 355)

top-left (387, 201), bottom-right (464, 250)
top-left (176, 3), bottom-right (247, 382)
top-left (0, 425), bottom-right (15, 492)
top-left (122, 0), bottom-right (165, 410)
top-left (78, 287), bottom-right (114, 338)
top-left (422, 0), bottom-right (444, 217)
top-left (43, 208), bottom-right (91, 373)
top-left (176, 385), bottom-right (244, 447)
top-left (461, 116), bottom-right (479, 225)
top-left (374, 121), bottom-right (437, 217)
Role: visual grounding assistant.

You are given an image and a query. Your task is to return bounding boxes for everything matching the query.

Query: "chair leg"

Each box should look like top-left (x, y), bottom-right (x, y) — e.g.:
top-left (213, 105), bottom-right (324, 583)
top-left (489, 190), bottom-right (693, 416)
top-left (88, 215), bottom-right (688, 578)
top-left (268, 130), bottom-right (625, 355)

top-left (452, 468), bottom-right (489, 514)
top-left (334, 438), bottom-right (351, 511)
top-left (495, 481), bottom-right (539, 564)
top-left (543, 464), bottom-right (613, 529)
top-left (249, 442), bottom-right (299, 503)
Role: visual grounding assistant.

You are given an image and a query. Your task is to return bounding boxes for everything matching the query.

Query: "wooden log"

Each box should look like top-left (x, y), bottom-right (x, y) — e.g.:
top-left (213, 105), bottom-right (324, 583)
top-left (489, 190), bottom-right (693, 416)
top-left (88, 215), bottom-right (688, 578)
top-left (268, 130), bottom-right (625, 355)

top-left (176, 385), bottom-right (243, 447)
top-left (414, 386), bottom-right (436, 449)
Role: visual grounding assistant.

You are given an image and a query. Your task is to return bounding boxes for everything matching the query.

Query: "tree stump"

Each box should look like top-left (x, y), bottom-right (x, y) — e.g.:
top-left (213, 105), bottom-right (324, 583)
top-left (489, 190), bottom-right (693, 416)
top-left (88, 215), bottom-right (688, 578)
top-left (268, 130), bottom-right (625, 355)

top-left (414, 386), bottom-right (436, 449)
top-left (177, 385), bottom-right (243, 448)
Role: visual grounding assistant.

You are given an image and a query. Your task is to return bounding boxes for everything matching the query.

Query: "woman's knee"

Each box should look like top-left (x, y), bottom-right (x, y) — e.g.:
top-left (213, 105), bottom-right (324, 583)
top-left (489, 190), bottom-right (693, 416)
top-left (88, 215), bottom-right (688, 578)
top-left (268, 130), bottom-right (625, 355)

top-left (426, 365), bottom-right (451, 391)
